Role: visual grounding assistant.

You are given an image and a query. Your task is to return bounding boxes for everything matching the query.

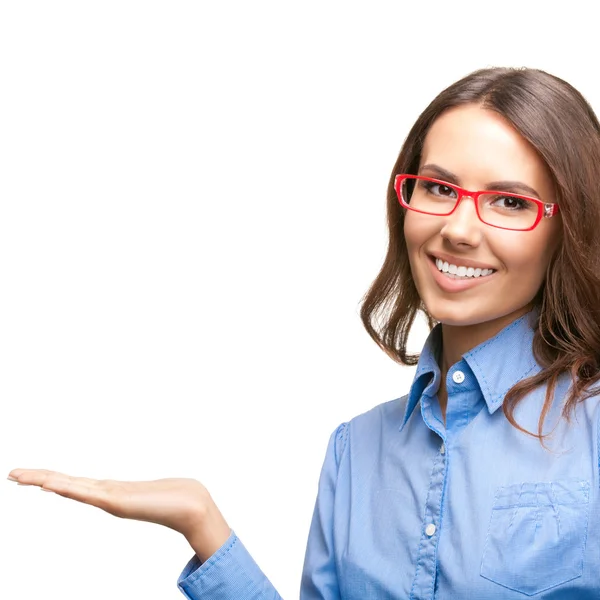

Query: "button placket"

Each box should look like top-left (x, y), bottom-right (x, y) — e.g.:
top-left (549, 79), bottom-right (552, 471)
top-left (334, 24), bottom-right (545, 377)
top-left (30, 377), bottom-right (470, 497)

top-left (409, 445), bottom-right (447, 598)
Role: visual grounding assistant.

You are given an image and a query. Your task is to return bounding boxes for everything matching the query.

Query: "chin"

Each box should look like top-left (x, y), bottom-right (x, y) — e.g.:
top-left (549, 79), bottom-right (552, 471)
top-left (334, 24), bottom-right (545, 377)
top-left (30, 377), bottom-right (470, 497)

top-left (429, 313), bottom-right (488, 327)
top-left (422, 299), bottom-right (480, 326)
top-left (424, 301), bottom-right (533, 330)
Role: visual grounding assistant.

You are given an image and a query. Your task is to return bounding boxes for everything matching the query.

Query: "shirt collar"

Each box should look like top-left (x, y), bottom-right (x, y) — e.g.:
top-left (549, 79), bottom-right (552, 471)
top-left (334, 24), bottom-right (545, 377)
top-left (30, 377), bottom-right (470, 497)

top-left (400, 309), bottom-right (542, 430)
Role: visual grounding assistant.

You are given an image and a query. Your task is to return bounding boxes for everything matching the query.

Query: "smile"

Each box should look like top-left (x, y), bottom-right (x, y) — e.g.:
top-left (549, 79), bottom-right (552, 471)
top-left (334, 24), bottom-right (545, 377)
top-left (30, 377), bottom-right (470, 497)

top-left (427, 255), bottom-right (498, 292)
top-left (434, 257), bottom-right (497, 279)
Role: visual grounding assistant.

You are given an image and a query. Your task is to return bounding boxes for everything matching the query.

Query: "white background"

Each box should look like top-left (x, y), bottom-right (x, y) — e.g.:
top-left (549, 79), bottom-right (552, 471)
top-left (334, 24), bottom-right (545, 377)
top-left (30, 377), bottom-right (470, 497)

top-left (1, 1), bottom-right (598, 598)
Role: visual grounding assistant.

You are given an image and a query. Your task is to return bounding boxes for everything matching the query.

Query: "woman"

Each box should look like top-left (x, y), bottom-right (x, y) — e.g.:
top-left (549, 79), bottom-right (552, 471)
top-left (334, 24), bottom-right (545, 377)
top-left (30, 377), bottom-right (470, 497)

top-left (8, 67), bottom-right (600, 598)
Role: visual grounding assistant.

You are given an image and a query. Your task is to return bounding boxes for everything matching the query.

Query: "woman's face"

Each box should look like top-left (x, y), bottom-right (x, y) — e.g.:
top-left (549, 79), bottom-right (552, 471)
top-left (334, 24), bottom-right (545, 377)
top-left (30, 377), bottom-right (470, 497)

top-left (404, 103), bottom-right (562, 331)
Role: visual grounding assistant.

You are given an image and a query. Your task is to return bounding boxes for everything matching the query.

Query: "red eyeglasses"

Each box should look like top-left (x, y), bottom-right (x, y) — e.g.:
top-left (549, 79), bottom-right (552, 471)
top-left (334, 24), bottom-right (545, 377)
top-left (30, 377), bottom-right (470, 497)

top-left (394, 174), bottom-right (559, 231)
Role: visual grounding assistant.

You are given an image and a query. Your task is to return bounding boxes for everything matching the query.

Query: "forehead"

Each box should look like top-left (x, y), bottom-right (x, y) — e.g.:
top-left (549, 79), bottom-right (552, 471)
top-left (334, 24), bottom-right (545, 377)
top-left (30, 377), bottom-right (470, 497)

top-left (420, 104), bottom-right (554, 195)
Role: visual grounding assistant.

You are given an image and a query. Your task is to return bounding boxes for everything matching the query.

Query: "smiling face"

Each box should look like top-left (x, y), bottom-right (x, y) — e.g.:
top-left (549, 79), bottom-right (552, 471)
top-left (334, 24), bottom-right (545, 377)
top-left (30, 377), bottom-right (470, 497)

top-left (404, 103), bottom-right (562, 337)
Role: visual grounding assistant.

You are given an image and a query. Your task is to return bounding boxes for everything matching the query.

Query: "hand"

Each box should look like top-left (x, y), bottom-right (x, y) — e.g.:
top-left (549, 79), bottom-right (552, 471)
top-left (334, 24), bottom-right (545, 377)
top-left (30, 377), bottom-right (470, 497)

top-left (7, 469), bottom-right (232, 562)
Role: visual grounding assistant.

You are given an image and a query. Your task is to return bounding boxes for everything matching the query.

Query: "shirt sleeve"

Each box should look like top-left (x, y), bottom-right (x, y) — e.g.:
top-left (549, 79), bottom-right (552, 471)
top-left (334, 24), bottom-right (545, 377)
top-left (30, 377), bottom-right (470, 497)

top-left (177, 530), bottom-right (283, 599)
top-left (176, 422), bottom-right (348, 600)
top-left (300, 422), bottom-right (348, 600)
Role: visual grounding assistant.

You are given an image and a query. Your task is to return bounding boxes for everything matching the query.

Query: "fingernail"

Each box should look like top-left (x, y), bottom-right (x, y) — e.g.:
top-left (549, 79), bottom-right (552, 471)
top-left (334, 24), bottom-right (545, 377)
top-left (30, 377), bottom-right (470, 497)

top-left (7, 476), bottom-right (18, 482)
top-left (40, 488), bottom-right (53, 493)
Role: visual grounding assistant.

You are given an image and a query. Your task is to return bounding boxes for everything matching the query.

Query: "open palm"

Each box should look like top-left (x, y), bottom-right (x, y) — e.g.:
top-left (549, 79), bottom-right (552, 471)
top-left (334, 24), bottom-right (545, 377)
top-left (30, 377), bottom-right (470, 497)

top-left (7, 468), bottom-right (231, 561)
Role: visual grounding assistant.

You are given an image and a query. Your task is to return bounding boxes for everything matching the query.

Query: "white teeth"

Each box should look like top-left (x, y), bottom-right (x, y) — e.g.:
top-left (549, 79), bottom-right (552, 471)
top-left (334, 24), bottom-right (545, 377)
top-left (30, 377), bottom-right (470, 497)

top-left (434, 257), bottom-right (496, 279)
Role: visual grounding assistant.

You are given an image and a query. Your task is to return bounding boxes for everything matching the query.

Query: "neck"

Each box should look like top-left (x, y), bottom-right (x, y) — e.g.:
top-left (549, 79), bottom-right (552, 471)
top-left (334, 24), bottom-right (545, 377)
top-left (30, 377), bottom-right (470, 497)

top-left (436, 305), bottom-right (534, 421)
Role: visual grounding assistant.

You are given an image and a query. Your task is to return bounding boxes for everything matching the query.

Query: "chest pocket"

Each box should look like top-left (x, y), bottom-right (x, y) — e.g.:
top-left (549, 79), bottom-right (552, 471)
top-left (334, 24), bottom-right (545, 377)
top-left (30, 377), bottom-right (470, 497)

top-left (480, 479), bottom-right (590, 596)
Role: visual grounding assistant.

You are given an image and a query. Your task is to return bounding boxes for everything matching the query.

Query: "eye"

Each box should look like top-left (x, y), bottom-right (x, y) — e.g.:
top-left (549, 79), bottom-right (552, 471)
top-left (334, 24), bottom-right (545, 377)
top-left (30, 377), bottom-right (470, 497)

top-left (499, 196), bottom-right (523, 209)
top-left (435, 184), bottom-right (456, 197)
top-left (421, 181), bottom-right (457, 198)
top-left (487, 195), bottom-right (534, 211)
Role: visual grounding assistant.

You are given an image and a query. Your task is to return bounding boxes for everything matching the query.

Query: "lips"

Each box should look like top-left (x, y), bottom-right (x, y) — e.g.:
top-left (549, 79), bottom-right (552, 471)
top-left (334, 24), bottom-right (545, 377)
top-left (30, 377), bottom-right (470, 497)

top-left (426, 254), bottom-right (498, 292)
top-left (434, 257), bottom-right (496, 278)
top-left (428, 253), bottom-right (497, 272)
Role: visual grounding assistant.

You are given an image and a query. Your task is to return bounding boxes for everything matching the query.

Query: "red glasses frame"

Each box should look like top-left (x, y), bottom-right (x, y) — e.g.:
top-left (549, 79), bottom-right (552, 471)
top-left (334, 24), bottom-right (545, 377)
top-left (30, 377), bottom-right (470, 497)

top-left (394, 174), bottom-right (560, 231)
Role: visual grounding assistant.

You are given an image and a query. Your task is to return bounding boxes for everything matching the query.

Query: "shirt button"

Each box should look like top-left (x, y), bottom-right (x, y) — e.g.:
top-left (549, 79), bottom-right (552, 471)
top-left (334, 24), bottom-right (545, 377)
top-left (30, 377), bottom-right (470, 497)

top-left (425, 524), bottom-right (436, 537)
top-left (440, 443), bottom-right (445, 455)
top-left (452, 370), bottom-right (465, 384)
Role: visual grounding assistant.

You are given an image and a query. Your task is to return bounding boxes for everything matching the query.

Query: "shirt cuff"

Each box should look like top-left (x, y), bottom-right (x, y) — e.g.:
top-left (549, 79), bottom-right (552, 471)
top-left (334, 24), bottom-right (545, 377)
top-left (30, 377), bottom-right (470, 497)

top-left (177, 530), bottom-right (281, 600)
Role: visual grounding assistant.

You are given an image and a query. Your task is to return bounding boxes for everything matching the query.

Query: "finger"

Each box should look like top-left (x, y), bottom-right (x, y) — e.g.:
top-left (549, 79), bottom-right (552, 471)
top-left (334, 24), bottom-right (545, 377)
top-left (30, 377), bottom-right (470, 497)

top-left (40, 477), bottom-right (103, 504)
top-left (9, 469), bottom-right (71, 488)
top-left (8, 469), bottom-right (113, 509)
top-left (9, 468), bottom-right (57, 482)
top-left (9, 469), bottom-right (100, 488)
top-left (41, 477), bottom-right (128, 519)
top-left (11, 470), bottom-right (136, 519)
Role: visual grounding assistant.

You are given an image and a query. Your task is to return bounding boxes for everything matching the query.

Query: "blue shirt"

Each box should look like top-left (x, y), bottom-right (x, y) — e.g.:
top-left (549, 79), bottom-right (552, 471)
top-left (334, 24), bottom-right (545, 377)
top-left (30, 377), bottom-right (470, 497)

top-left (177, 311), bottom-right (600, 598)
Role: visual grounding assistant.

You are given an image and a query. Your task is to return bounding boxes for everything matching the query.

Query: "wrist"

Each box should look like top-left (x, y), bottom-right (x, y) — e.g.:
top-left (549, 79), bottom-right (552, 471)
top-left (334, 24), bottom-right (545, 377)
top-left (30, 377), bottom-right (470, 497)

top-left (184, 500), bottom-right (232, 562)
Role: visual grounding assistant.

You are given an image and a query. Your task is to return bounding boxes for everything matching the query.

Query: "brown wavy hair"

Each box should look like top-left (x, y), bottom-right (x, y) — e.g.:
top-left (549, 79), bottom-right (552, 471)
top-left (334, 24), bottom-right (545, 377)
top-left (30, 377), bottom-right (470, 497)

top-left (360, 67), bottom-right (600, 440)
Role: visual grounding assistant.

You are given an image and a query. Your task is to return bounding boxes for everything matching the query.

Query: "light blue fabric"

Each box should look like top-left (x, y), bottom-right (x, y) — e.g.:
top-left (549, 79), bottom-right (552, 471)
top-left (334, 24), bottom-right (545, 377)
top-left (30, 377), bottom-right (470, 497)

top-left (177, 311), bottom-right (600, 598)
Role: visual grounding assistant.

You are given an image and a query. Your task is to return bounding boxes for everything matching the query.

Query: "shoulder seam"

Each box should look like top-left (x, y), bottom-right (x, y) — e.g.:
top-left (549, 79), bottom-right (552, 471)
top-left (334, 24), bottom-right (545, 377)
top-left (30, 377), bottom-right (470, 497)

top-left (334, 422), bottom-right (350, 467)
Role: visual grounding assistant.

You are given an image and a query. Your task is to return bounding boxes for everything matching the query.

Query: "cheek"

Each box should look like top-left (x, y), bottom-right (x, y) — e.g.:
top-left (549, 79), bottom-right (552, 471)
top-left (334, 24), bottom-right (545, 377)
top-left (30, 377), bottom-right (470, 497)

top-left (404, 212), bottom-right (436, 254)
top-left (404, 214), bottom-right (428, 277)
top-left (492, 231), bottom-right (553, 283)
top-left (403, 212), bottom-right (415, 246)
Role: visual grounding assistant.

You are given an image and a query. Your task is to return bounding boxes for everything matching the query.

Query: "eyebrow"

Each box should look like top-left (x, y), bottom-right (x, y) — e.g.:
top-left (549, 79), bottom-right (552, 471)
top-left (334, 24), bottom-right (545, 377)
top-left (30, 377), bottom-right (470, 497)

top-left (419, 163), bottom-right (541, 198)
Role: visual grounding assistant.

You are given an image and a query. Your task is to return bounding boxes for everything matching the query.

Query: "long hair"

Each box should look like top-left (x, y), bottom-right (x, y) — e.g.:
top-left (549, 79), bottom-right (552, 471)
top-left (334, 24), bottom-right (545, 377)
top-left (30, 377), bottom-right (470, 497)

top-left (360, 67), bottom-right (600, 440)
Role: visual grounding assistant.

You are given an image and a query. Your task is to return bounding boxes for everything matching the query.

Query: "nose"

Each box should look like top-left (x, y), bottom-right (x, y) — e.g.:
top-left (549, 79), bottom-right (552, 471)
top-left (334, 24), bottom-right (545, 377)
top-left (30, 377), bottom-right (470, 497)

top-left (439, 195), bottom-right (483, 247)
